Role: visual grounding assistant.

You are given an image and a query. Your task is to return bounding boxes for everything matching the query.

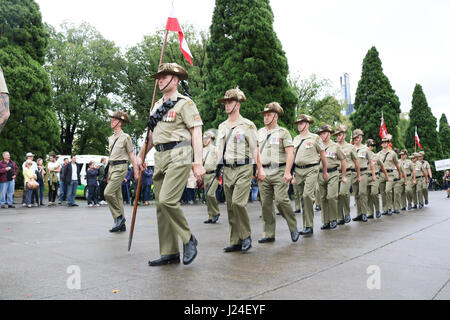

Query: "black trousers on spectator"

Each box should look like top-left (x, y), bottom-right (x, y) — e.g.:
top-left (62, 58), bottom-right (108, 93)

top-left (99, 180), bottom-right (107, 201)
top-left (48, 182), bottom-right (59, 203)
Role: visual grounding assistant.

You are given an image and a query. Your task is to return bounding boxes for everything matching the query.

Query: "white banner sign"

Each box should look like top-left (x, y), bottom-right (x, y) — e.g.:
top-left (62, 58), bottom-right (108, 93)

top-left (435, 159), bottom-right (450, 171)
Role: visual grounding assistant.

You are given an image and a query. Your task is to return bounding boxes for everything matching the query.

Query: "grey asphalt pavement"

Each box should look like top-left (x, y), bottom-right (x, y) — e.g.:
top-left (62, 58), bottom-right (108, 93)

top-left (0, 191), bottom-right (449, 300)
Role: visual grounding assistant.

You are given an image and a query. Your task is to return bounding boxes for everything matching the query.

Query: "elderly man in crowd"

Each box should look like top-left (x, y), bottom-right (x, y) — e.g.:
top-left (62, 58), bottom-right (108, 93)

top-left (0, 151), bottom-right (18, 208)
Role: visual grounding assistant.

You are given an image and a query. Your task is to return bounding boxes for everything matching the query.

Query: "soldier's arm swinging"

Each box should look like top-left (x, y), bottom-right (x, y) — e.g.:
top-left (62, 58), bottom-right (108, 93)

top-left (190, 125), bottom-right (206, 180)
top-left (0, 93), bottom-right (9, 133)
top-left (370, 159), bottom-right (377, 182)
top-left (320, 150), bottom-right (328, 180)
top-left (353, 158), bottom-right (361, 182)
top-left (284, 146), bottom-right (294, 183)
top-left (340, 159), bottom-right (347, 184)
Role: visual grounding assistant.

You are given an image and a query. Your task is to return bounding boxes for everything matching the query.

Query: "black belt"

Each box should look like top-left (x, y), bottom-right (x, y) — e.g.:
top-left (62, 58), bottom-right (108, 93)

top-left (416, 175), bottom-right (423, 178)
top-left (205, 171), bottom-right (215, 174)
top-left (394, 178), bottom-right (400, 181)
top-left (386, 169), bottom-right (394, 173)
top-left (360, 167), bottom-right (368, 172)
top-left (263, 163), bottom-right (286, 168)
top-left (110, 160), bottom-right (127, 166)
top-left (224, 158), bottom-right (250, 168)
top-left (407, 174), bottom-right (411, 177)
top-left (296, 163), bottom-right (319, 169)
top-left (340, 169), bottom-right (356, 173)
top-left (155, 140), bottom-right (190, 152)
top-left (320, 167), bottom-right (338, 173)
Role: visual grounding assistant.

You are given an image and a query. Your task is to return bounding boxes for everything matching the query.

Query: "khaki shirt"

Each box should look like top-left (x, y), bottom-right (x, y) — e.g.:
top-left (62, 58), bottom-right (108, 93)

top-left (257, 125), bottom-right (293, 166)
top-left (0, 67), bottom-right (8, 94)
top-left (378, 150), bottom-right (398, 171)
top-left (203, 143), bottom-right (218, 172)
top-left (151, 90), bottom-right (203, 145)
top-left (108, 130), bottom-right (133, 161)
top-left (293, 132), bottom-right (324, 166)
top-left (422, 160), bottom-right (430, 170)
top-left (400, 159), bottom-right (413, 176)
top-left (323, 140), bottom-right (345, 169)
top-left (370, 151), bottom-right (384, 173)
top-left (338, 142), bottom-right (357, 170)
top-left (217, 115), bottom-right (258, 164)
top-left (354, 144), bottom-right (373, 169)
top-left (413, 161), bottom-right (425, 177)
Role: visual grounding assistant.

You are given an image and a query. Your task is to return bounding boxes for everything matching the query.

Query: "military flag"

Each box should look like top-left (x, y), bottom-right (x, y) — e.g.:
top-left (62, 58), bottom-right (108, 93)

top-left (166, 4), bottom-right (193, 65)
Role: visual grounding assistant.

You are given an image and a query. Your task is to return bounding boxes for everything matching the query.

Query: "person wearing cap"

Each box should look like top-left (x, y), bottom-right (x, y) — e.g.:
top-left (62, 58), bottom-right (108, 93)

top-left (21, 153), bottom-right (38, 206)
top-left (334, 125), bottom-right (361, 224)
top-left (398, 149), bottom-right (415, 210)
top-left (256, 102), bottom-right (299, 243)
top-left (0, 66), bottom-right (10, 133)
top-left (418, 151), bottom-right (432, 205)
top-left (411, 153), bottom-right (428, 209)
top-left (316, 124), bottom-right (346, 230)
top-left (352, 129), bottom-right (376, 222)
top-left (135, 62), bottom-right (205, 266)
top-left (104, 110), bottom-right (137, 233)
top-left (216, 87), bottom-right (265, 253)
top-left (292, 114), bottom-right (327, 236)
top-left (366, 139), bottom-right (389, 219)
top-left (377, 135), bottom-right (406, 215)
top-left (202, 129), bottom-right (220, 224)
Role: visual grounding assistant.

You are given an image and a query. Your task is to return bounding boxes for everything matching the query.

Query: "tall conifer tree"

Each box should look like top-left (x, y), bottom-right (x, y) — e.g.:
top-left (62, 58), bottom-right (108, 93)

top-left (201, 0), bottom-right (297, 130)
top-left (439, 114), bottom-right (450, 159)
top-left (350, 47), bottom-right (401, 148)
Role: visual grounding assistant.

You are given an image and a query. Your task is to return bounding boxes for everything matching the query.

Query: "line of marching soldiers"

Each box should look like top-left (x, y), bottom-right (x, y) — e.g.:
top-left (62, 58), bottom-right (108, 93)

top-left (201, 88), bottom-right (432, 252)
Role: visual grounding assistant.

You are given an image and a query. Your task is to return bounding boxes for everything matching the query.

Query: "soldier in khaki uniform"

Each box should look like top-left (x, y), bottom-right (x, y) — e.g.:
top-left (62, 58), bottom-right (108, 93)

top-left (135, 63), bottom-right (205, 266)
top-left (399, 149), bottom-right (416, 210)
top-left (411, 153), bottom-right (428, 209)
top-left (256, 102), bottom-right (299, 243)
top-left (378, 135), bottom-right (406, 215)
top-left (202, 129), bottom-right (220, 224)
top-left (105, 110), bottom-right (137, 233)
top-left (366, 139), bottom-right (389, 219)
top-left (352, 129), bottom-right (376, 222)
top-left (334, 125), bottom-right (361, 225)
top-left (317, 125), bottom-right (347, 230)
top-left (292, 114), bottom-right (327, 236)
top-left (216, 87), bottom-right (266, 253)
top-left (418, 151), bottom-right (432, 205)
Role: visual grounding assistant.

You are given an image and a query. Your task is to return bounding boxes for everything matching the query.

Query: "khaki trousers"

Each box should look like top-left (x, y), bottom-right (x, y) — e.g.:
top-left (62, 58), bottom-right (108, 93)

top-left (294, 165), bottom-right (319, 229)
top-left (153, 147), bottom-right (193, 256)
top-left (223, 164), bottom-right (253, 245)
top-left (379, 172), bottom-right (395, 212)
top-left (204, 173), bottom-right (219, 219)
top-left (104, 163), bottom-right (128, 220)
top-left (338, 171), bottom-right (354, 221)
top-left (319, 170), bottom-right (339, 224)
top-left (367, 174), bottom-right (380, 216)
top-left (259, 167), bottom-right (297, 238)
top-left (353, 171), bottom-right (369, 216)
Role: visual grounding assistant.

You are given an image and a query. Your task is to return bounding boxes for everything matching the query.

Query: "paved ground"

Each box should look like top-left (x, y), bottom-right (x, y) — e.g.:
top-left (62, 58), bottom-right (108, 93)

top-left (0, 191), bottom-right (449, 300)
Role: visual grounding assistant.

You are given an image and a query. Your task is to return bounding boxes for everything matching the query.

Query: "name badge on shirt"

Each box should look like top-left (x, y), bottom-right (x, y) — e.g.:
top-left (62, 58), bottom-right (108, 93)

top-left (163, 110), bottom-right (177, 122)
top-left (235, 133), bottom-right (245, 143)
top-left (358, 152), bottom-right (366, 158)
top-left (326, 151), bottom-right (336, 159)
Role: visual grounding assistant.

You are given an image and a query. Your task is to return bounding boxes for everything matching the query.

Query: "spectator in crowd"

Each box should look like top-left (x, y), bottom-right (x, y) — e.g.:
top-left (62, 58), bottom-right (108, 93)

top-left (98, 157), bottom-right (107, 205)
top-left (122, 166), bottom-right (132, 204)
top-left (182, 169), bottom-right (197, 205)
top-left (36, 158), bottom-right (46, 206)
top-left (47, 154), bottom-right (60, 206)
top-left (250, 177), bottom-right (259, 202)
top-left (23, 159), bottom-right (37, 208)
top-left (21, 152), bottom-right (37, 207)
top-left (0, 151), bottom-right (18, 208)
top-left (58, 158), bottom-right (69, 204)
top-left (63, 155), bottom-right (81, 207)
top-left (86, 160), bottom-right (100, 207)
top-left (444, 170), bottom-right (450, 198)
top-left (142, 163), bottom-right (154, 205)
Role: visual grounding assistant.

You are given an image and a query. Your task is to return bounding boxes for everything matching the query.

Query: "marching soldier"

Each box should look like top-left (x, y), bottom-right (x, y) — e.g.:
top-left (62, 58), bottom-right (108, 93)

top-left (135, 62), bottom-right (205, 266)
top-left (334, 125), bottom-right (361, 224)
top-left (418, 151), bottom-right (432, 205)
top-left (352, 129), bottom-right (376, 222)
top-left (411, 152), bottom-right (428, 209)
top-left (105, 110), bottom-right (137, 233)
top-left (366, 139), bottom-right (389, 219)
top-left (257, 102), bottom-right (300, 243)
top-left (216, 87), bottom-right (266, 253)
top-left (399, 149), bottom-right (416, 210)
top-left (202, 129), bottom-right (220, 224)
top-left (292, 114), bottom-right (327, 236)
top-left (317, 124), bottom-right (346, 230)
top-left (378, 135), bottom-right (406, 215)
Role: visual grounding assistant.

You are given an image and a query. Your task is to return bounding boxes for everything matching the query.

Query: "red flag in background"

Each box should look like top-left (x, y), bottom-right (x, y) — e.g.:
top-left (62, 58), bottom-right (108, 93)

top-left (415, 127), bottom-right (423, 149)
top-left (166, 4), bottom-right (193, 66)
top-left (379, 115), bottom-right (388, 139)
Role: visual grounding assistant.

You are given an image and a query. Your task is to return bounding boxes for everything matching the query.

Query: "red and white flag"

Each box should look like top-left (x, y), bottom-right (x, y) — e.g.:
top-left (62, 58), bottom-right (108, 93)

top-left (415, 126), bottom-right (423, 149)
top-left (379, 115), bottom-right (388, 139)
top-left (166, 4), bottom-right (193, 66)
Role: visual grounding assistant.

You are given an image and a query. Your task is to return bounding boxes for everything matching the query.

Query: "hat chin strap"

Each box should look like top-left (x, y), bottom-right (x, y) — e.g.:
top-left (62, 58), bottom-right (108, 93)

top-left (160, 75), bottom-right (175, 93)
top-left (227, 101), bottom-right (239, 115)
top-left (266, 114), bottom-right (277, 128)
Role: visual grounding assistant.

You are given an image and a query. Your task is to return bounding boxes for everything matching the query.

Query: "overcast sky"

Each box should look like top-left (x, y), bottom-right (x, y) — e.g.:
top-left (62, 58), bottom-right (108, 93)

top-left (36, 0), bottom-right (450, 124)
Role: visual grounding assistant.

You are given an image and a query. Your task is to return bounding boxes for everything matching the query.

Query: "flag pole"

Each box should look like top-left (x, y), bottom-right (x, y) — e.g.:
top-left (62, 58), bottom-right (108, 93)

top-left (128, 29), bottom-right (169, 252)
top-left (415, 126), bottom-right (417, 153)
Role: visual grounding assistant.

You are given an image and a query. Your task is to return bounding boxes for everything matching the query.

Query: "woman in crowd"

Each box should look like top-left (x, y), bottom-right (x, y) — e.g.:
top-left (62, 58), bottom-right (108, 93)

top-left (142, 163), bottom-right (153, 205)
top-left (86, 161), bottom-right (100, 207)
top-left (23, 160), bottom-right (37, 208)
top-left (36, 158), bottom-right (46, 206)
top-left (46, 154), bottom-right (60, 206)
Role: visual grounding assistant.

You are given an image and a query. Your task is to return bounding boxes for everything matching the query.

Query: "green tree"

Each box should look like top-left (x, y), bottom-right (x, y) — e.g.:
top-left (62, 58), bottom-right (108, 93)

top-left (405, 84), bottom-right (442, 173)
top-left (396, 112), bottom-right (409, 150)
top-left (351, 47), bottom-right (401, 146)
top-left (439, 113), bottom-right (450, 159)
top-left (0, 0), bottom-right (59, 188)
top-left (201, 0), bottom-right (297, 130)
top-left (122, 25), bottom-right (208, 145)
top-left (0, 0), bottom-right (48, 64)
top-left (46, 22), bottom-right (124, 155)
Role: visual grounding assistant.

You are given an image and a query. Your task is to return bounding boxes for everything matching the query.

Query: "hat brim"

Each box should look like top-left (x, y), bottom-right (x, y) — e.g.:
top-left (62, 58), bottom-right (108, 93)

top-left (151, 71), bottom-right (188, 81)
top-left (109, 115), bottom-right (131, 124)
top-left (317, 129), bottom-right (334, 135)
top-left (333, 130), bottom-right (346, 136)
top-left (293, 119), bottom-right (314, 125)
top-left (258, 110), bottom-right (282, 115)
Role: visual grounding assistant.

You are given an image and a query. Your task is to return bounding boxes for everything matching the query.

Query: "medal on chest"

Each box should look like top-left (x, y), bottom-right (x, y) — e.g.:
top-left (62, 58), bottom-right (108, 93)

top-left (326, 151), bottom-right (336, 158)
top-left (163, 110), bottom-right (177, 122)
top-left (270, 137), bottom-right (280, 145)
top-left (234, 133), bottom-right (245, 143)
